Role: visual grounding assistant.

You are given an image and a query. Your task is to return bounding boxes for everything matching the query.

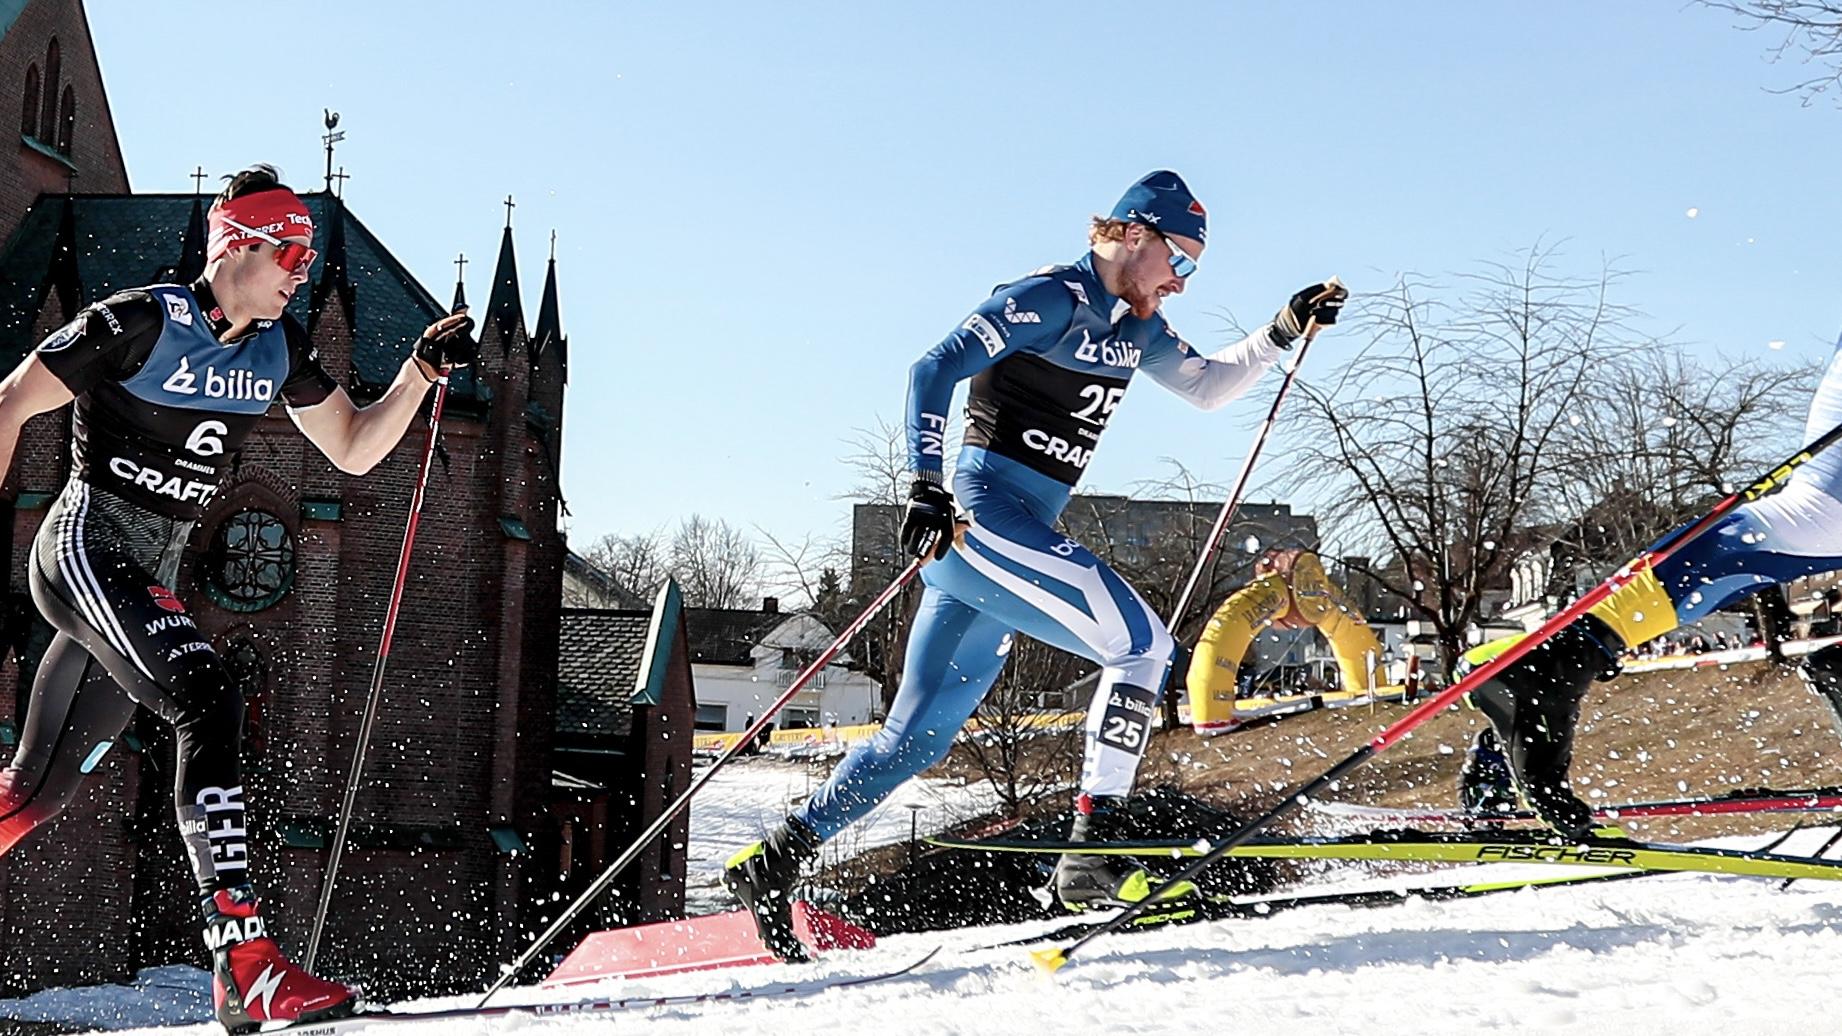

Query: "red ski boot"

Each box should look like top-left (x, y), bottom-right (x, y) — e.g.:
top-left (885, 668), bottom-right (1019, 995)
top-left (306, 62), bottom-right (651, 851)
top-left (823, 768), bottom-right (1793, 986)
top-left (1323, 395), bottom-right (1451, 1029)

top-left (202, 886), bottom-right (356, 1033)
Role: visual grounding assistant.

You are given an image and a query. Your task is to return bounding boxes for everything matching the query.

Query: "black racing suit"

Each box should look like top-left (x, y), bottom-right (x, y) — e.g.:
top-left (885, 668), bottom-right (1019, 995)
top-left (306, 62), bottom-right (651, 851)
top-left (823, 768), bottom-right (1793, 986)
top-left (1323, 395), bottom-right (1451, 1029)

top-left (0, 278), bottom-right (335, 895)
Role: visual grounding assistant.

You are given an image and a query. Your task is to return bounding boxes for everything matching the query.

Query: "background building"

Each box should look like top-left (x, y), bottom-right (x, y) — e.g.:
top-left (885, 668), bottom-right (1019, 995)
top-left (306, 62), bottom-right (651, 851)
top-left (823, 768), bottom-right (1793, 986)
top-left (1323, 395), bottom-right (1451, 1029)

top-left (686, 599), bottom-right (882, 732)
top-left (0, 0), bottom-right (581, 997)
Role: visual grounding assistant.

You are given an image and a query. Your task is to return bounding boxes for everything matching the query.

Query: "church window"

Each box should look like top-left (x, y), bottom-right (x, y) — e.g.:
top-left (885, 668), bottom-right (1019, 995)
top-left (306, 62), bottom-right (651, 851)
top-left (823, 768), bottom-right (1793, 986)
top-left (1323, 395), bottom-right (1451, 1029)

top-left (39, 39), bottom-right (59, 143)
top-left (20, 65), bottom-right (38, 138)
top-left (204, 509), bottom-right (297, 612)
top-left (55, 86), bottom-right (73, 155)
top-left (225, 638), bottom-right (269, 765)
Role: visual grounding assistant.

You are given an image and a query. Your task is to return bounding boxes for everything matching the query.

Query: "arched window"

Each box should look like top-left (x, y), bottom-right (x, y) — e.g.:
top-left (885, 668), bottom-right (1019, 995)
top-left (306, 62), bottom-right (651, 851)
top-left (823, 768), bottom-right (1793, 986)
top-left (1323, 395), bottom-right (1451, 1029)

top-left (39, 38), bottom-right (59, 143)
top-left (55, 86), bottom-right (73, 155)
top-left (20, 65), bottom-right (39, 138)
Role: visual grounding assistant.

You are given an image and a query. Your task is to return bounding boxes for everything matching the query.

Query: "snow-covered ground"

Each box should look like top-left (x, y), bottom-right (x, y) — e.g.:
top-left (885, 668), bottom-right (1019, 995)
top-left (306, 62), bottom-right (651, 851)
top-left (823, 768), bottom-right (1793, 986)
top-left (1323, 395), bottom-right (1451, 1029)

top-left (686, 756), bottom-right (1014, 911)
top-left (8, 824), bottom-right (1842, 1034)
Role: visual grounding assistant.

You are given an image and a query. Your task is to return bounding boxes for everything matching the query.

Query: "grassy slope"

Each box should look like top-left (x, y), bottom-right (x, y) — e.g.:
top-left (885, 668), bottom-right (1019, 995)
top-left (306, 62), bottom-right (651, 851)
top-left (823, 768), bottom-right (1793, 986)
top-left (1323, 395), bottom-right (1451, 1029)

top-left (1132, 657), bottom-right (1842, 841)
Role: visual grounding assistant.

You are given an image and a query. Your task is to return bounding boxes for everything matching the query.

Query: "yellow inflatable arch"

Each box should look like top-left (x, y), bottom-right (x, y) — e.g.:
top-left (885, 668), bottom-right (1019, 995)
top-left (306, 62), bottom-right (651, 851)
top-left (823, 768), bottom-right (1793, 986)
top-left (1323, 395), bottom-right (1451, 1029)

top-left (1186, 549), bottom-right (1387, 734)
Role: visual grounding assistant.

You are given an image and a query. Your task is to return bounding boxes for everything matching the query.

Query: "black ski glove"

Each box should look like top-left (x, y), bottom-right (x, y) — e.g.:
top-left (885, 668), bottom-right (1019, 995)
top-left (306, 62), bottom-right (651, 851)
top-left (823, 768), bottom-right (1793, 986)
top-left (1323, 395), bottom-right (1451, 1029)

top-left (415, 309), bottom-right (478, 373)
top-left (901, 478), bottom-right (957, 562)
top-left (1272, 277), bottom-right (1347, 348)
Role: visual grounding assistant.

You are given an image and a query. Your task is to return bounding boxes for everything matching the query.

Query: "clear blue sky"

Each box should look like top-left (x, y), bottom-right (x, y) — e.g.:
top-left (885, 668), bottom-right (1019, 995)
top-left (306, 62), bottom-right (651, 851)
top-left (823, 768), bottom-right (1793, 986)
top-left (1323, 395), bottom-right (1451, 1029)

top-left (86, 1), bottom-right (1842, 556)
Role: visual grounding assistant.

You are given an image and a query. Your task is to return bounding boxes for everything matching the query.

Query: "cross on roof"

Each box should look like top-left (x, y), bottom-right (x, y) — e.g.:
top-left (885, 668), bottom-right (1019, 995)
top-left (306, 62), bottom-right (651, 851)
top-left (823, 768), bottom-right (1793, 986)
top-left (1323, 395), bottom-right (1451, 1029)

top-left (331, 166), bottom-right (351, 197)
top-left (504, 195), bottom-right (515, 228)
top-left (455, 253), bottom-right (468, 280)
top-left (191, 166), bottom-right (207, 193)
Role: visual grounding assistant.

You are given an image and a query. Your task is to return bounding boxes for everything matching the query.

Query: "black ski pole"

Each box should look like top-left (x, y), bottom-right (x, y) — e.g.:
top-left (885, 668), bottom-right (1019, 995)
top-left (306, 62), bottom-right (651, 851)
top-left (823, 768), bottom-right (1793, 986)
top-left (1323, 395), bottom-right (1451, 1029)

top-left (1047, 299), bottom-right (1337, 722)
top-left (1034, 415), bottom-right (1842, 972)
top-left (1167, 295), bottom-right (1333, 631)
top-left (476, 556), bottom-right (926, 1005)
top-left (305, 375), bottom-right (451, 972)
top-left (1782, 824), bottom-right (1842, 890)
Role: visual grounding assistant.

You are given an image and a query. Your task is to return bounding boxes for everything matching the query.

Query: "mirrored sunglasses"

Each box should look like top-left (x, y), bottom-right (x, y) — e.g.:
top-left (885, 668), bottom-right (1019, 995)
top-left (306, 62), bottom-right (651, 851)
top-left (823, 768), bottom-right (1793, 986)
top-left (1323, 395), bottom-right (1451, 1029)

top-left (221, 216), bottom-right (318, 275)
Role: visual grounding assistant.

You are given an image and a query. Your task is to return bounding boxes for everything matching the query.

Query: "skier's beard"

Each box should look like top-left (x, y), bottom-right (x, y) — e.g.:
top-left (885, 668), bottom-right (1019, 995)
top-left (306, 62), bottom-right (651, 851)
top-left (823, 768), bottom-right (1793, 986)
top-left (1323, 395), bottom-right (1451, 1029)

top-left (1121, 284), bottom-right (1161, 320)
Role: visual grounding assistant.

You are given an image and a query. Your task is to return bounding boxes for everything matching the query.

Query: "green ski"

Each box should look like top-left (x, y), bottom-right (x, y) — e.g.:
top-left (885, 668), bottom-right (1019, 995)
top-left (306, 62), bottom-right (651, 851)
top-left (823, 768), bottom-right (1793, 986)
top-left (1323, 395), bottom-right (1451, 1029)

top-left (926, 826), bottom-right (1842, 883)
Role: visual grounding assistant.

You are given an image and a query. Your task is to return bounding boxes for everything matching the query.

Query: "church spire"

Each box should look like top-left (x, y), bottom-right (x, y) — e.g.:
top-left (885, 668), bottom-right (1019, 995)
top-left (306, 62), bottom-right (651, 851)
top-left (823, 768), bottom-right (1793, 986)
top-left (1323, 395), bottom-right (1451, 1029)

top-left (483, 199), bottom-right (524, 352)
top-left (451, 252), bottom-right (469, 312)
top-left (531, 231), bottom-right (565, 377)
top-left (173, 193), bottom-right (207, 283)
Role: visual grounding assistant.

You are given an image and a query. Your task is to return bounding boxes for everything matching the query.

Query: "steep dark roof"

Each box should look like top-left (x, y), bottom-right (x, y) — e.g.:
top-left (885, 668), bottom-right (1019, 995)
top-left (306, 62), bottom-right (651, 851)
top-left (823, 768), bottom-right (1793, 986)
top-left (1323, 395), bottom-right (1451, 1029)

top-left (532, 250), bottom-right (566, 375)
top-left (0, 190), bottom-right (485, 402)
top-left (684, 608), bottom-right (785, 666)
top-left (483, 224), bottom-right (523, 352)
top-left (555, 608), bottom-right (652, 742)
top-left (0, 0), bottom-right (27, 42)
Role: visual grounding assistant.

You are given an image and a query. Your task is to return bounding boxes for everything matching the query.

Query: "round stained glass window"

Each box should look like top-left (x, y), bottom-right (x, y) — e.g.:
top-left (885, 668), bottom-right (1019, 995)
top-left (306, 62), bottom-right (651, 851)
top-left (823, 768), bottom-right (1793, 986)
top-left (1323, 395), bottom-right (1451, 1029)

top-left (206, 510), bottom-right (295, 612)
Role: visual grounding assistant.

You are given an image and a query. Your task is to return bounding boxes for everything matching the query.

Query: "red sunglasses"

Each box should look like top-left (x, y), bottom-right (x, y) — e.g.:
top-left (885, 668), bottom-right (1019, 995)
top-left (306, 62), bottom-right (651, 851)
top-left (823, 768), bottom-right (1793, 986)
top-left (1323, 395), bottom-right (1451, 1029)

top-left (220, 216), bottom-right (318, 275)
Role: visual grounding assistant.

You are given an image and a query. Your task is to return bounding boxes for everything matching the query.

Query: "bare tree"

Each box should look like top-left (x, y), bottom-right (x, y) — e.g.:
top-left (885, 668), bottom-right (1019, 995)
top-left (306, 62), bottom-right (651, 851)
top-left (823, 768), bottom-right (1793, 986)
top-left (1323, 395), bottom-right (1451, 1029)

top-left (1703, 1), bottom-right (1842, 103)
top-left (573, 529), bottom-right (669, 604)
top-left (1547, 346), bottom-right (1818, 586)
top-left (757, 527), bottom-right (848, 613)
top-left (669, 514), bottom-right (764, 609)
top-left (1290, 247), bottom-right (1635, 669)
top-left (833, 416), bottom-right (939, 707)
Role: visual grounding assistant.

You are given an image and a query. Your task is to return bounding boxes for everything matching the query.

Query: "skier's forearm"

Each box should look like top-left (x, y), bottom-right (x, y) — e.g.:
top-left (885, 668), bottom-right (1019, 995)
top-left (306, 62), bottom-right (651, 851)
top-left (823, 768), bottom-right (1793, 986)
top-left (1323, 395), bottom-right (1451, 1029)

top-left (339, 358), bottom-right (439, 474)
top-left (0, 354), bottom-right (78, 491)
top-left (1145, 326), bottom-right (1286, 411)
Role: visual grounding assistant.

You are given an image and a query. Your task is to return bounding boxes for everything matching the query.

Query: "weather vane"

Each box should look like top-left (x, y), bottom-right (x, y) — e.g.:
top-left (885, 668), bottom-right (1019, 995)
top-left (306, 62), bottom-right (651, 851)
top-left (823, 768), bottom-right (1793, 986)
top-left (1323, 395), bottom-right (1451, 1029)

top-left (322, 110), bottom-right (345, 193)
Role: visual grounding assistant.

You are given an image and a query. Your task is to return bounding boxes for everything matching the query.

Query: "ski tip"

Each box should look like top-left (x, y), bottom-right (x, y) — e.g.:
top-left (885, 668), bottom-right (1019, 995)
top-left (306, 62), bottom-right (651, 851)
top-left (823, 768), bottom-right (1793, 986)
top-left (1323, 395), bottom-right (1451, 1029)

top-left (1031, 948), bottom-right (1070, 974)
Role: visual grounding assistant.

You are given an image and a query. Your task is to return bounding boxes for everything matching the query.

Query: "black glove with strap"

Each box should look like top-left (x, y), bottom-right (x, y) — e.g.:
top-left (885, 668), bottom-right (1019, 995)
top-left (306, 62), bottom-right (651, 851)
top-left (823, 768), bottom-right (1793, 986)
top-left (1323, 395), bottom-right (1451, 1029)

top-left (1272, 277), bottom-right (1347, 348)
top-left (901, 478), bottom-right (957, 562)
top-left (415, 309), bottom-right (478, 374)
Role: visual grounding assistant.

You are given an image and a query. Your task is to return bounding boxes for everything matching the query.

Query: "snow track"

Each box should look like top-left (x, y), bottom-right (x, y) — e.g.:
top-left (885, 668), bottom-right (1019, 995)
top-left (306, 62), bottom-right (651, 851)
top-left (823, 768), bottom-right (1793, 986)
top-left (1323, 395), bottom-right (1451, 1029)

top-left (10, 828), bottom-right (1841, 1034)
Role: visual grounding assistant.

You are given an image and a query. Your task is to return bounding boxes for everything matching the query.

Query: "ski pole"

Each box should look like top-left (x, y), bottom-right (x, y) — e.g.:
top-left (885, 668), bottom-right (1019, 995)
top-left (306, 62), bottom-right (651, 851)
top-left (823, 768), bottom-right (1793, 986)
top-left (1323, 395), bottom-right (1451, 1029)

top-left (1056, 299), bottom-right (1338, 717)
top-left (305, 376), bottom-right (451, 972)
top-left (478, 556), bottom-right (926, 1005)
top-left (1167, 293), bottom-right (1334, 630)
top-left (1033, 415), bottom-right (1842, 972)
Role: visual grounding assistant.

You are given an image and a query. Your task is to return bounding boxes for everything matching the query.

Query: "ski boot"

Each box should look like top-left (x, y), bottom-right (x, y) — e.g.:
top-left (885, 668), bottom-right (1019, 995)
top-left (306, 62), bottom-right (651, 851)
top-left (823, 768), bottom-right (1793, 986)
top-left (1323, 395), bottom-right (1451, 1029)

top-left (1457, 726), bottom-right (1520, 817)
top-left (1799, 641), bottom-right (1842, 740)
top-left (202, 885), bottom-right (357, 1034)
top-left (1465, 616), bottom-right (1624, 840)
top-left (724, 817), bottom-right (820, 963)
top-left (1052, 794), bottom-right (1197, 911)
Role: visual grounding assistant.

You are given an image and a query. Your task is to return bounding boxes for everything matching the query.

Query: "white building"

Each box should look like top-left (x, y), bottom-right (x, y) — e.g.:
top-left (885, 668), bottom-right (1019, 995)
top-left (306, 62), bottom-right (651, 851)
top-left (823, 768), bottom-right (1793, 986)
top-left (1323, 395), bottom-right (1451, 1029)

top-left (686, 600), bottom-right (884, 733)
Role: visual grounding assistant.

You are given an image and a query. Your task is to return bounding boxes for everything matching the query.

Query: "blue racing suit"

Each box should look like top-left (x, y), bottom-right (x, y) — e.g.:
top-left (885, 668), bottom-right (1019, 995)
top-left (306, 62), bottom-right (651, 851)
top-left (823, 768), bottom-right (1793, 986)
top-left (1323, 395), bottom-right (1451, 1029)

top-left (1632, 333), bottom-right (1842, 632)
top-left (796, 254), bottom-right (1288, 839)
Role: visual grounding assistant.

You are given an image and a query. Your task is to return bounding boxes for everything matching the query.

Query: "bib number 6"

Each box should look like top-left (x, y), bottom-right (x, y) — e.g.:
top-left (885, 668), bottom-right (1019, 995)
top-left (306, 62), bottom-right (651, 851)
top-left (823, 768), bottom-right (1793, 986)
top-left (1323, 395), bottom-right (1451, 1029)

top-left (185, 420), bottom-right (228, 457)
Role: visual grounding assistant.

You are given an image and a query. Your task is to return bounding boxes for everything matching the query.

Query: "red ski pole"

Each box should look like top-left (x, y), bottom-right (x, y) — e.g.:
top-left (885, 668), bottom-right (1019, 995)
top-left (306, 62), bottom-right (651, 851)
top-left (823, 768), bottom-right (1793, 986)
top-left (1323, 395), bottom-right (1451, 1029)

top-left (1034, 415), bottom-right (1842, 972)
top-left (305, 376), bottom-right (450, 971)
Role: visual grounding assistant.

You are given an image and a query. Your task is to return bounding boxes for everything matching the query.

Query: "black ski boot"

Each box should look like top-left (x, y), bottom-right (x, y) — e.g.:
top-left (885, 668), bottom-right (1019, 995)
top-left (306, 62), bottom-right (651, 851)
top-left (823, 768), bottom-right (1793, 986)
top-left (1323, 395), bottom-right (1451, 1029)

top-left (724, 817), bottom-right (820, 963)
top-left (1799, 641), bottom-right (1842, 739)
top-left (1457, 726), bottom-right (1519, 817)
top-left (1466, 616), bottom-right (1624, 840)
top-left (1052, 795), bottom-right (1196, 910)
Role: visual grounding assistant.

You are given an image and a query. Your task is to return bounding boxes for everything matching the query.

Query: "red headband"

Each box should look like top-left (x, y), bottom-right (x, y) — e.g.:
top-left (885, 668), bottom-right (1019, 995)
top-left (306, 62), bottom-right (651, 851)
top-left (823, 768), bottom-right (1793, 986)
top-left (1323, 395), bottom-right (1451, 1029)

top-left (206, 189), bottom-right (314, 262)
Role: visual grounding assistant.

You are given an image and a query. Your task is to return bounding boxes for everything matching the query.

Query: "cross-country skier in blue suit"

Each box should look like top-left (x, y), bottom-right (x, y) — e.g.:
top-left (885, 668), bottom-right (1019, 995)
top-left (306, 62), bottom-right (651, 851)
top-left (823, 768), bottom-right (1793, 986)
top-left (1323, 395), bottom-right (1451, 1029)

top-left (1462, 335), bottom-right (1842, 838)
top-left (726, 171), bottom-right (1346, 960)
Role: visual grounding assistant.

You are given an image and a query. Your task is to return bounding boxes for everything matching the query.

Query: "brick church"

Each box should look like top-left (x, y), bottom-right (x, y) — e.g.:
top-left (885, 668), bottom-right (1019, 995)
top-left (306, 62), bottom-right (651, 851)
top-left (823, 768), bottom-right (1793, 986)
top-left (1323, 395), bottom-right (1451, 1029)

top-left (0, 0), bottom-right (692, 1000)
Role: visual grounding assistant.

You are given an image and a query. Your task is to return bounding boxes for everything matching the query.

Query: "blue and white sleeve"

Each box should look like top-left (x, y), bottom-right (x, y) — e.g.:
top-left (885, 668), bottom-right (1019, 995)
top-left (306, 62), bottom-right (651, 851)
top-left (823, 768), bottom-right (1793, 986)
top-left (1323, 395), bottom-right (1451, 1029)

top-left (1136, 318), bottom-right (1286, 413)
top-left (904, 279), bottom-right (1073, 482)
